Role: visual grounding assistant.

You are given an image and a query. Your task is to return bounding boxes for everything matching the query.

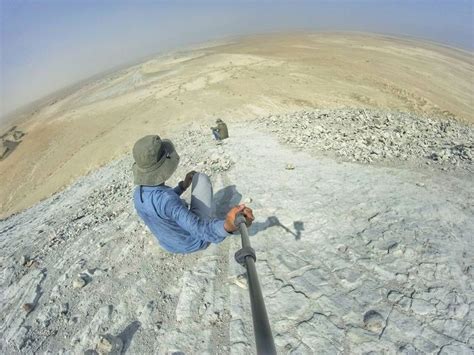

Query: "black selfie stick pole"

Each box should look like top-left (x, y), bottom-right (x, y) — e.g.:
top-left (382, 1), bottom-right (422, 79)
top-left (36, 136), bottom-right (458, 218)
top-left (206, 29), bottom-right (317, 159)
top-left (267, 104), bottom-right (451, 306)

top-left (234, 214), bottom-right (276, 355)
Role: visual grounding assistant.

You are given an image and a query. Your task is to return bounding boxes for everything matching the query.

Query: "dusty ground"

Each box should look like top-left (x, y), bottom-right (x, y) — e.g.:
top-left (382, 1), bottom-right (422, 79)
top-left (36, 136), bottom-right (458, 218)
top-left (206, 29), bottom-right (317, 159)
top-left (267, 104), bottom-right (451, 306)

top-left (1, 32), bottom-right (473, 218)
top-left (1, 119), bottom-right (472, 353)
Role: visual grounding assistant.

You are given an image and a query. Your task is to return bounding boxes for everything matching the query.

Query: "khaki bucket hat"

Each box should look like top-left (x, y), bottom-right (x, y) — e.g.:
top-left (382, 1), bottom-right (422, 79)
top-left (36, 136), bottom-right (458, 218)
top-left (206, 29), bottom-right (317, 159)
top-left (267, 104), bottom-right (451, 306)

top-left (132, 135), bottom-right (180, 186)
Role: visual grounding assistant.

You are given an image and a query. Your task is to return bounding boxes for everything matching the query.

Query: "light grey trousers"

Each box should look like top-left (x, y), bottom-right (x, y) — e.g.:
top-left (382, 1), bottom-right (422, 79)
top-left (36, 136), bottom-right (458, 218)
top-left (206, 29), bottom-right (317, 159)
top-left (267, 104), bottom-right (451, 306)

top-left (190, 173), bottom-right (213, 219)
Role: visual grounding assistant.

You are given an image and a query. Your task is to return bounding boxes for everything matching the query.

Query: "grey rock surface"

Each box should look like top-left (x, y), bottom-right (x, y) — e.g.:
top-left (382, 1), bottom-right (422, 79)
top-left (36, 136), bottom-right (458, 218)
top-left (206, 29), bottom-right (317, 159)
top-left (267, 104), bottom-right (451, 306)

top-left (0, 112), bottom-right (472, 354)
top-left (258, 109), bottom-right (474, 172)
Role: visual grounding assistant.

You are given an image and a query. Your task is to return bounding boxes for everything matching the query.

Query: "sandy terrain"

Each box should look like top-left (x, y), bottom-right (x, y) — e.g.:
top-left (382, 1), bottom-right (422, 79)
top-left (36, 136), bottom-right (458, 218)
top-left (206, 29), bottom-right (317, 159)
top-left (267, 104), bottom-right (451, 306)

top-left (0, 32), bottom-right (473, 218)
top-left (1, 119), bottom-right (472, 353)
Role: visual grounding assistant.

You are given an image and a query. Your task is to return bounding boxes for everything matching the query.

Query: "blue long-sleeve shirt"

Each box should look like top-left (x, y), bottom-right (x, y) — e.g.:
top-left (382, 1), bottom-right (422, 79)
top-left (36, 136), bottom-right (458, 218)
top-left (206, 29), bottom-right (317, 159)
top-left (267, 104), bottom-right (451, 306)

top-left (133, 184), bottom-right (230, 253)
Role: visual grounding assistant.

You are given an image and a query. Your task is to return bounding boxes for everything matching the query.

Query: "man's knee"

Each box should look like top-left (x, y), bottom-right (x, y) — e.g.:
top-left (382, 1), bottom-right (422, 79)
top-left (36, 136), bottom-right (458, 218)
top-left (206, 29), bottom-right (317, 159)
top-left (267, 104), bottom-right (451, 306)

top-left (190, 173), bottom-right (213, 219)
top-left (192, 172), bottom-right (211, 188)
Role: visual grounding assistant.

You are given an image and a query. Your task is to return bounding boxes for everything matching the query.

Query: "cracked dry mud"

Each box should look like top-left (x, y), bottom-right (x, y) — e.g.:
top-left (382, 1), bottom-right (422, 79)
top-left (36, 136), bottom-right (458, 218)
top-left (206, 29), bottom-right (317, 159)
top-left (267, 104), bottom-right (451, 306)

top-left (1, 113), bottom-right (473, 354)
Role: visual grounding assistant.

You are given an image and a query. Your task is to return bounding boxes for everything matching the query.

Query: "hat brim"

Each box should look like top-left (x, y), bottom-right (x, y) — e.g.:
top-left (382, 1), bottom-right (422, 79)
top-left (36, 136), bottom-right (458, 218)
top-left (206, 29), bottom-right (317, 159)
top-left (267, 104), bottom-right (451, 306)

top-left (132, 139), bottom-right (179, 185)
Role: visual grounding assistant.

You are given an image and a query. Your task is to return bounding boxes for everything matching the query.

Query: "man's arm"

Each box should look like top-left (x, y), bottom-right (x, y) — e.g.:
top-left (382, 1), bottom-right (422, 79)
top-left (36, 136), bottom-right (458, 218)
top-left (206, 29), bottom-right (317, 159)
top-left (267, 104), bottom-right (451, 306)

top-left (172, 171), bottom-right (196, 196)
top-left (164, 195), bottom-right (230, 243)
top-left (163, 194), bottom-right (255, 244)
top-left (172, 181), bottom-right (186, 196)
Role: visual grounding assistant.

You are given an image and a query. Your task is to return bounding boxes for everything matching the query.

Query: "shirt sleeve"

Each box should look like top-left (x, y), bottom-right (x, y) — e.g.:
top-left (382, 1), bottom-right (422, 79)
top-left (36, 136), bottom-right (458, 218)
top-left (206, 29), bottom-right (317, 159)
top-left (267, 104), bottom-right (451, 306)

top-left (172, 183), bottom-right (185, 196)
top-left (162, 193), bottom-right (230, 243)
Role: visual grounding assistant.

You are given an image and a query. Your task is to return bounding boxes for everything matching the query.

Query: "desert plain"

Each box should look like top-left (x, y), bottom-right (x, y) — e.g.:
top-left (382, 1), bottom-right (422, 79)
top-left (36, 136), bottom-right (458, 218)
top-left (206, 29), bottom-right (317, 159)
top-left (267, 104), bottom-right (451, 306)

top-left (0, 32), bottom-right (473, 218)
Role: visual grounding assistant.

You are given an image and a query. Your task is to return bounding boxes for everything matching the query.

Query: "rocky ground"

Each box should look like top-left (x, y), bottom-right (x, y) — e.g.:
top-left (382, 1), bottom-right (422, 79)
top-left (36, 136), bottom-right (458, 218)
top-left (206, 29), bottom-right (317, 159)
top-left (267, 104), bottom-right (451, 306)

top-left (257, 109), bottom-right (473, 172)
top-left (1, 110), bottom-right (473, 354)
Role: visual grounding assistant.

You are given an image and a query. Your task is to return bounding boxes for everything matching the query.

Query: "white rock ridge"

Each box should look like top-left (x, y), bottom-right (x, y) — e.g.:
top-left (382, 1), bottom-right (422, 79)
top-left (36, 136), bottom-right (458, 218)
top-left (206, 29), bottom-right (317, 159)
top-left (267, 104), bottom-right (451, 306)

top-left (0, 111), bottom-right (472, 354)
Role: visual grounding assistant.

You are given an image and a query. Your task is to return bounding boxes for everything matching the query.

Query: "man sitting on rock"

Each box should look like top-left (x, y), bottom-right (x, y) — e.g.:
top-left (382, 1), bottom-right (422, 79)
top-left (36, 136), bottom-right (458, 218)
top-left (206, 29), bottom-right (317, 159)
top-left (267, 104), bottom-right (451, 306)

top-left (210, 119), bottom-right (229, 140)
top-left (132, 135), bottom-right (254, 253)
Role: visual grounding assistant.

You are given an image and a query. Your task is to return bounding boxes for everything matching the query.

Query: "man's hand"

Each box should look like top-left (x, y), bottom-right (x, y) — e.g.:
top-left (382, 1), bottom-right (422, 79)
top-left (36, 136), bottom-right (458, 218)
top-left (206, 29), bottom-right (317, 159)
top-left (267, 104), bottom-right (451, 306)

top-left (224, 204), bottom-right (255, 233)
top-left (181, 171), bottom-right (196, 190)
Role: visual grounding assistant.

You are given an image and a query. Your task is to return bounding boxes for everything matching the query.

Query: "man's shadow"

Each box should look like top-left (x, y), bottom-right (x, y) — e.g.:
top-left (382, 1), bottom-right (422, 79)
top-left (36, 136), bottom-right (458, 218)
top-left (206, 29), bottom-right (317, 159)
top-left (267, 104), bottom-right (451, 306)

top-left (249, 216), bottom-right (304, 241)
top-left (213, 185), bottom-right (242, 219)
top-left (213, 185), bottom-right (304, 241)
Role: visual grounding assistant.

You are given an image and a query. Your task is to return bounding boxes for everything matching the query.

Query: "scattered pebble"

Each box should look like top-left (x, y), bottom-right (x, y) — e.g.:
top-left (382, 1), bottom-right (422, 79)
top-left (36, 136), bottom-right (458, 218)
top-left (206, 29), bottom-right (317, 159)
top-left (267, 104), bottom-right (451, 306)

top-left (229, 273), bottom-right (248, 289)
top-left (363, 310), bottom-right (385, 334)
top-left (96, 334), bottom-right (123, 355)
top-left (337, 244), bottom-right (348, 253)
top-left (72, 276), bottom-right (87, 289)
top-left (21, 255), bottom-right (29, 266)
top-left (22, 303), bottom-right (35, 314)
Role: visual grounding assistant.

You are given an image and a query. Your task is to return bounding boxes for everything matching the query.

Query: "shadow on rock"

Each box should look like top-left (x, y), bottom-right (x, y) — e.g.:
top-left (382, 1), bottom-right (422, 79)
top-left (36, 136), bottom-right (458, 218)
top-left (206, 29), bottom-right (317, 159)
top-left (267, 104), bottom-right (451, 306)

top-left (118, 320), bottom-right (141, 353)
top-left (213, 185), bottom-right (242, 219)
top-left (213, 185), bottom-right (303, 240)
top-left (86, 320), bottom-right (141, 355)
top-left (249, 216), bottom-right (304, 240)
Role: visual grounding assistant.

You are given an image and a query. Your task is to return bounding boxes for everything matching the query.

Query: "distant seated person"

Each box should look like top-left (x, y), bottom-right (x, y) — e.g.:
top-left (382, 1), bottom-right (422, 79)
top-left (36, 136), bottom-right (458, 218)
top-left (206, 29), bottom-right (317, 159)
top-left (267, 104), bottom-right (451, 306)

top-left (210, 119), bottom-right (229, 140)
top-left (132, 135), bottom-right (253, 254)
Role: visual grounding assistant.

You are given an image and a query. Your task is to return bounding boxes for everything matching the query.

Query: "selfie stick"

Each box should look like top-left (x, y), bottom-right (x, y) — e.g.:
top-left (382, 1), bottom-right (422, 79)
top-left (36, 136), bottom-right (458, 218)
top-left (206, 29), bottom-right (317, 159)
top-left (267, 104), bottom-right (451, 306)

top-left (234, 214), bottom-right (276, 355)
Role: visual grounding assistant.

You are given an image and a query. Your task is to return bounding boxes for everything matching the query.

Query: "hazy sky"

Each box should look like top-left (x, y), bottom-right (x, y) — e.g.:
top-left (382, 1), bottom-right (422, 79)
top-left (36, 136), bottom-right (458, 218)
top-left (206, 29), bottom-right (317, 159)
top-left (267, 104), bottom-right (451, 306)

top-left (1, 0), bottom-right (473, 119)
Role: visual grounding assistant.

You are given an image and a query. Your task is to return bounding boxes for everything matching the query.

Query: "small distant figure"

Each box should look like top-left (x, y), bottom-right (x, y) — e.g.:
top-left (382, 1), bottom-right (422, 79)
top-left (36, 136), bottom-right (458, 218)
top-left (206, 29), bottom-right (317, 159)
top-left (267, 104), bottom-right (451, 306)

top-left (211, 119), bottom-right (229, 140)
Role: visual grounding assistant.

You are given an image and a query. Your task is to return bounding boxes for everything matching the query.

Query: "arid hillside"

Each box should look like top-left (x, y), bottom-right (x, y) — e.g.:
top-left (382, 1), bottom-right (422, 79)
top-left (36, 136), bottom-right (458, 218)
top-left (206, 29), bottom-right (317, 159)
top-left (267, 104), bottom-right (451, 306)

top-left (0, 32), bottom-right (473, 218)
